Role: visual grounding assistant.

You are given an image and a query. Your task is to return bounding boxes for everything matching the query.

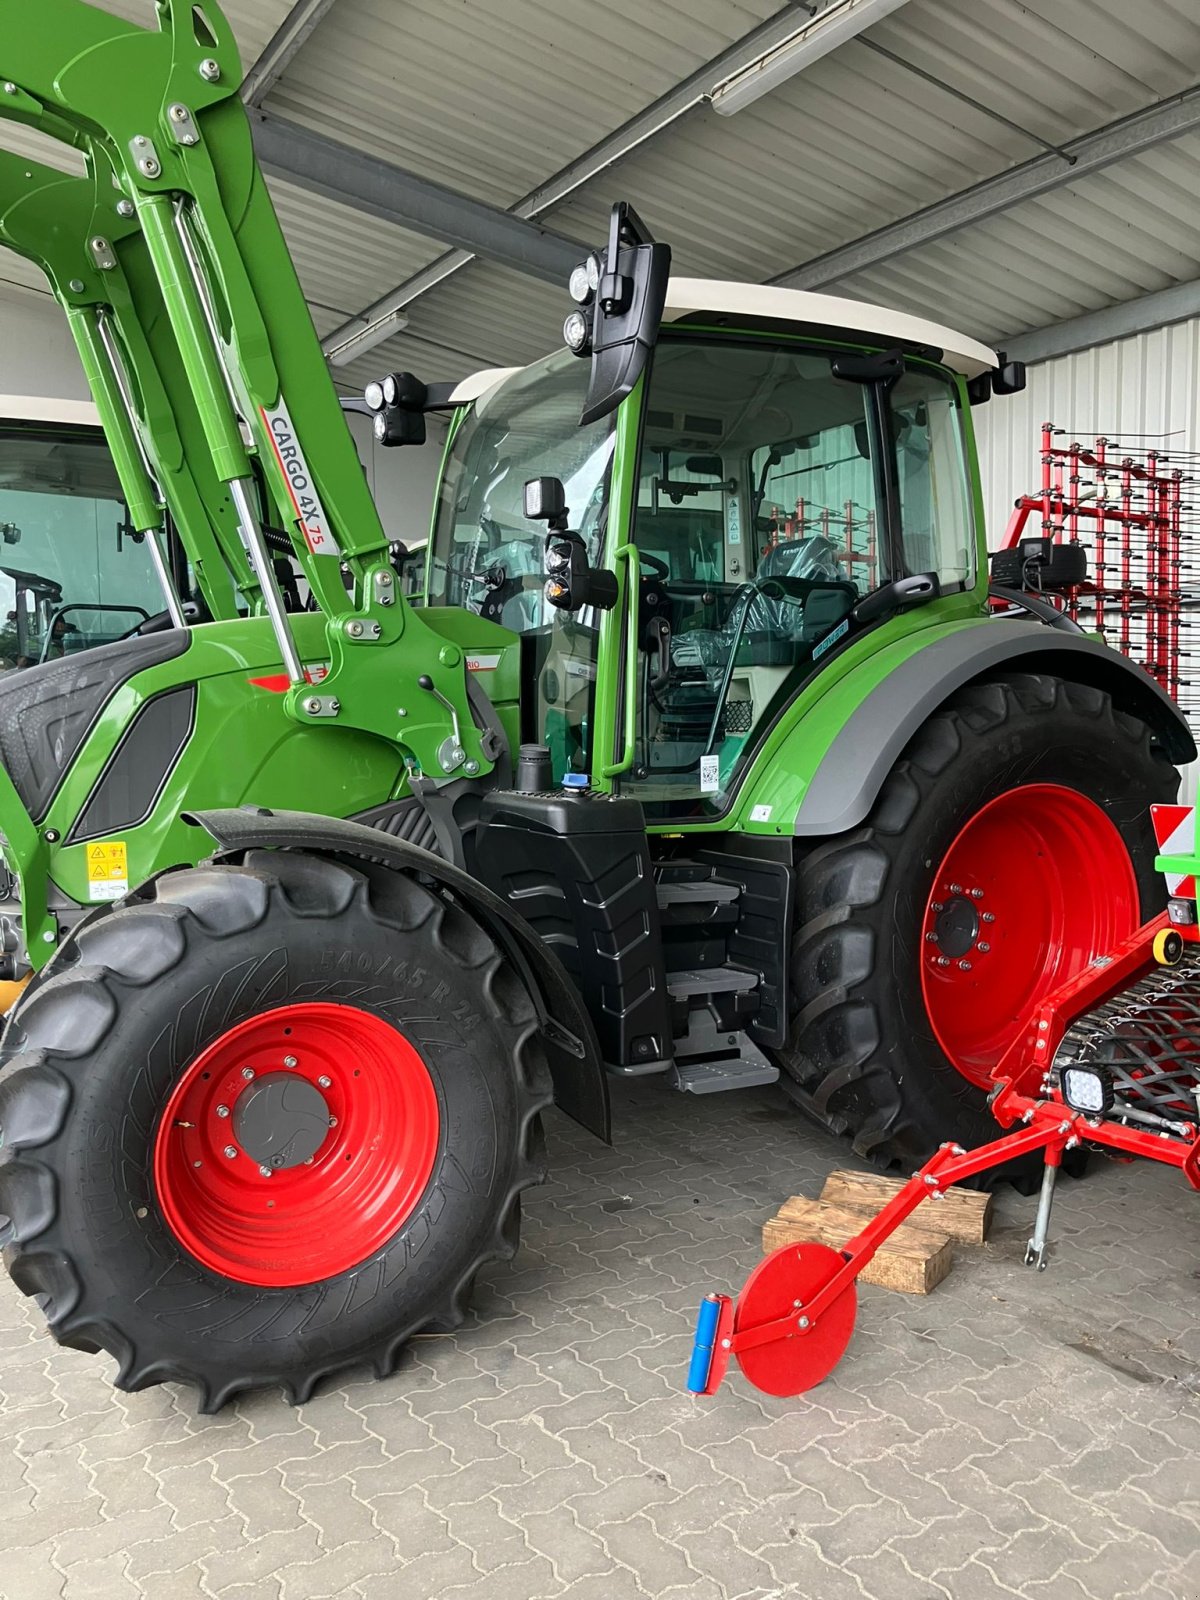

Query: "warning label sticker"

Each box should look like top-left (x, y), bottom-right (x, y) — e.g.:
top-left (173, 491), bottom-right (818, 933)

top-left (86, 840), bottom-right (128, 903)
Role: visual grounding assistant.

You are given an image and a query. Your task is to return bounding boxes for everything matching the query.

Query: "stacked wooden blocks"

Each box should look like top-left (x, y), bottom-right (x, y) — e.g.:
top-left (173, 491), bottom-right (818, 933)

top-left (762, 1168), bottom-right (993, 1294)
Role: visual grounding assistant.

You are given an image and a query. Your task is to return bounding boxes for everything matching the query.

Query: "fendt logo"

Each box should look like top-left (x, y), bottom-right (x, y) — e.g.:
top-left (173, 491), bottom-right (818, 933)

top-left (261, 400), bottom-right (342, 556)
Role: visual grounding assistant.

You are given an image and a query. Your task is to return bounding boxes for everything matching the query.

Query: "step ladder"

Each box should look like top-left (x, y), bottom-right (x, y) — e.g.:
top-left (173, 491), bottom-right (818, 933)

top-left (655, 864), bottom-right (779, 1094)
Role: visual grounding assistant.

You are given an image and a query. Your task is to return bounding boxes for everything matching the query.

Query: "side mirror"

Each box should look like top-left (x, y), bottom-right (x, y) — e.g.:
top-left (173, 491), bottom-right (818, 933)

top-left (993, 357), bottom-right (1027, 395)
top-left (523, 475), bottom-right (568, 529)
top-left (853, 572), bottom-right (940, 626)
top-left (564, 201), bottom-right (671, 427)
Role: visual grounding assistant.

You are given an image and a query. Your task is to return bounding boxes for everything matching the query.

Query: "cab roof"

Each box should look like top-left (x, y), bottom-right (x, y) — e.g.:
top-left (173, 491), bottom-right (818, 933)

top-left (450, 278), bottom-right (998, 406)
top-left (663, 279), bottom-right (998, 379)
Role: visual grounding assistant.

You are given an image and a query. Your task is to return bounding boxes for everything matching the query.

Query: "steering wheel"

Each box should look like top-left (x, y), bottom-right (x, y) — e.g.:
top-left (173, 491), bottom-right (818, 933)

top-left (639, 552), bottom-right (669, 581)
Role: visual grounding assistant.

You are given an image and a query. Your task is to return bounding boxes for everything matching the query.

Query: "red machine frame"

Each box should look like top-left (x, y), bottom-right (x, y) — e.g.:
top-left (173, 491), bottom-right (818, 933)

top-left (691, 910), bottom-right (1200, 1400)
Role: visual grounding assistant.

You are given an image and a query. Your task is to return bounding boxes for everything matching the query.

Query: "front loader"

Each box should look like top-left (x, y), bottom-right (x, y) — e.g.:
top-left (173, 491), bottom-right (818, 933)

top-left (0, 0), bottom-right (1192, 1410)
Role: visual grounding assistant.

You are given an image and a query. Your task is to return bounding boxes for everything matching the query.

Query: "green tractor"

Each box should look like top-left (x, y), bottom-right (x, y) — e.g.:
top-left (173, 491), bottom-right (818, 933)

top-left (0, 0), bottom-right (1190, 1409)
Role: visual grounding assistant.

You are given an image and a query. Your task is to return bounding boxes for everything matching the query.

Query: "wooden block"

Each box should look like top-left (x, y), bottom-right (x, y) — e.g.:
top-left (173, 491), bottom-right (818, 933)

top-left (819, 1167), bottom-right (993, 1245)
top-left (762, 1196), bottom-right (953, 1295)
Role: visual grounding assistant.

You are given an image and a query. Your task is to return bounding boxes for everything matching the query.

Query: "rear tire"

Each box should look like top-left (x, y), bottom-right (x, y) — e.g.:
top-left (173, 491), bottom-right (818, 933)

top-left (779, 674), bottom-right (1176, 1170)
top-left (0, 850), bottom-right (551, 1411)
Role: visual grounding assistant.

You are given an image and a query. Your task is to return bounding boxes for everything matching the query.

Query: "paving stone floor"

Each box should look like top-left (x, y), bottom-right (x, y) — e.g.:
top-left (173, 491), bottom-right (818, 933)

top-left (2, 1074), bottom-right (1199, 1600)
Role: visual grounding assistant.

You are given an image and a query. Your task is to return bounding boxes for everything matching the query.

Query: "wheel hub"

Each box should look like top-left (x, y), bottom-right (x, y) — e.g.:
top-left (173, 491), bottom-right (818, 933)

top-left (232, 1072), bottom-right (330, 1170)
top-left (931, 894), bottom-right (980, 958)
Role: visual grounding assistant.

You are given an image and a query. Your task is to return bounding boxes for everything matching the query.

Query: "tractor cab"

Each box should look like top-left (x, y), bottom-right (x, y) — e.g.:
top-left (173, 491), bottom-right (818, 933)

top-left (0, 398), bottom-right (183, 668)
top-left (423, 277), bottom-right (991, 818)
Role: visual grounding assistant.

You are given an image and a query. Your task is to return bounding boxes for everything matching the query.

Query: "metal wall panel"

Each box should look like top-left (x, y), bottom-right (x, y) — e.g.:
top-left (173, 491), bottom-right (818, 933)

top-left (973, 315), bottom-right (1200, 792)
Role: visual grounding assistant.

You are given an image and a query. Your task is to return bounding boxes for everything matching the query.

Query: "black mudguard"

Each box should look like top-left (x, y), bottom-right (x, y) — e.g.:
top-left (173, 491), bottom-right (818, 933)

top-left (794, 620), bottom-right (1197, 838)
top-left (184, 806), bottom-right (610, 1142)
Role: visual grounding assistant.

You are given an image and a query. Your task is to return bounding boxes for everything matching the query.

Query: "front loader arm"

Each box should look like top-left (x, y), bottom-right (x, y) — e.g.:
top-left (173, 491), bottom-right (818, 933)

top-left (0, 144), bottom-right (247, 620)
top-left (0, 0), bottom-right (491, 782)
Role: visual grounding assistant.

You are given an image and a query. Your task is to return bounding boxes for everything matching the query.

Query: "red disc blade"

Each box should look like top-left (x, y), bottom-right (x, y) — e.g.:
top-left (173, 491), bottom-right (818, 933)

top-left (733, 1241), bottom-right (857, 1397)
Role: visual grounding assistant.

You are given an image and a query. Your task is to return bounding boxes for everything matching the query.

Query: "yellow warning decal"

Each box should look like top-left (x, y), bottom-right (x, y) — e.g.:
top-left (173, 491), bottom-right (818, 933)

top-left (86, 840), bottom-right (128, 902)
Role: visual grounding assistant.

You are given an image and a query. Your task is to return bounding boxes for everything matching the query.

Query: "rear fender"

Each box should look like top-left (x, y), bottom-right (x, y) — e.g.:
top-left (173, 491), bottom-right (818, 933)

top-left (184, 806), bottom-right (610, 1141)
top-left (750, 620), bottom-right (1195, 840)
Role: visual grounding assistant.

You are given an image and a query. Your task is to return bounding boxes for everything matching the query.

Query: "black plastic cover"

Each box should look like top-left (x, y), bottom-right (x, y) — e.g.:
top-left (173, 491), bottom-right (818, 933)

top-left (69, 685), bottom-right (195, 843)
top-left (475, 788), bottom-right (672, 1071)
top-left (0, 631), bottom-right (190, 822)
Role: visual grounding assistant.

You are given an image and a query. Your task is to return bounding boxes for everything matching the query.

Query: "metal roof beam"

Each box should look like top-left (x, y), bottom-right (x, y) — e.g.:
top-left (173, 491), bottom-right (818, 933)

top-left (1004, 277), bottom-right (1200, 367)
top-left (250, 113), bottom-right (587, 283)
top-left (771, 87), bottom-right (1200, 292)
top-left (317, 0), bottom-right (849, 354)
top-left (242, 0), bottom-right (340, 109)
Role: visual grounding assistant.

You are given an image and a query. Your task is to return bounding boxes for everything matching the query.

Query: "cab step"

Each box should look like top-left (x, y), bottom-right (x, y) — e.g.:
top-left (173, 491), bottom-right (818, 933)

top-left (666, 966), bottom-right (758, 999)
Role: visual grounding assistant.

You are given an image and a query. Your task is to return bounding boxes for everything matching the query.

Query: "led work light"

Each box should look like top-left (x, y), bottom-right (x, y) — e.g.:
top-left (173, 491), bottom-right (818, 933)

top-left (1060, 1064), bottom-right (1114, 1117)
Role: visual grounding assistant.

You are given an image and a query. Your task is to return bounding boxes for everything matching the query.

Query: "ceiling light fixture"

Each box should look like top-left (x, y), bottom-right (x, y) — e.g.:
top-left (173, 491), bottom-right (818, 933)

top-left (710, 0), bottom-right (911, 117)
top-left (326, 309), bottom-right (409, 368)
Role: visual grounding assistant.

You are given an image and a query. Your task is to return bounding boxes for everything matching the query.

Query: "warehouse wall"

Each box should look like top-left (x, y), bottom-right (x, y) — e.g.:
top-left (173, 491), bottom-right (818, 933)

top-left (973, 316), bottom-right (1200, 548)
top-left (973, 314), bottom-right (1200, 800)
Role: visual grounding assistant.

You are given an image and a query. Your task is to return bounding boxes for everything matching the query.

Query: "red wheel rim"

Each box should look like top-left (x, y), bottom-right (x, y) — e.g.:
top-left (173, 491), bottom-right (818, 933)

top-left (152, 1003), bottom-right (440, 1287)
top-left (920, 783), bottom-right (1138, 1088)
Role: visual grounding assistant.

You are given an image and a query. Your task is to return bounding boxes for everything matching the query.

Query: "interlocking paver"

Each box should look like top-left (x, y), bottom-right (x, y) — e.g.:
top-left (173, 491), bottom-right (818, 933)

top-left (2, 1079), bottom-right (1196, 1600)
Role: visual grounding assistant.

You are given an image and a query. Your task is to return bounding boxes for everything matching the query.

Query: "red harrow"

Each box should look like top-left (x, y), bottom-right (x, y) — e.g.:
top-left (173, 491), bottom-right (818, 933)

top-left (688, 805), bottom-right (1200, 1400)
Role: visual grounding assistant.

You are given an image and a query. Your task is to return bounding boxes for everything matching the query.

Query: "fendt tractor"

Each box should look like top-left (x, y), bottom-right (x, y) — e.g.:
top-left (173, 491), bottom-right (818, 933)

top-left (0, 1), bottom-right (1191, 1410)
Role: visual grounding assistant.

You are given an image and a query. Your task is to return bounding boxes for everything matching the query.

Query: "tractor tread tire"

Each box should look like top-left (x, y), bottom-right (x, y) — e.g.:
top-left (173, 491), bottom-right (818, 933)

top-left (780, 673), bottom-right (1176, 1171)
top-left (0, 851), bottom-right (551, 1412)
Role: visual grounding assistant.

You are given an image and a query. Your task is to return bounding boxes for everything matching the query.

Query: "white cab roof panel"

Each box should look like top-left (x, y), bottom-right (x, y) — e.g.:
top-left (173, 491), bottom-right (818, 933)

top-left (663, 279), bottom-right (998, 378)
top-left (0, 394), bottom-right (101, 427)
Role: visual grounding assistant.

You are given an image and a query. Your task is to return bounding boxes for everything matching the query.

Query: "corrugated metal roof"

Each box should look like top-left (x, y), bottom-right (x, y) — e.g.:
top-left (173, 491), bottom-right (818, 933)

top-left (307, 0), bottom-right (1200, 385)
top-left (830, 130), bottom-right (1200, 344)
top-left (264, 0), bottom-right (783, 206)
top-left (2, 0), bottom-right (1200, 391)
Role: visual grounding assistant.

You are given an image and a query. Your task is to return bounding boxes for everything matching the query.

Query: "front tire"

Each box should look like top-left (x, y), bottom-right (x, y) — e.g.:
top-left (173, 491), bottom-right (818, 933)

top-left (0, 849), bottom-right (551, 1411)
top-left (780, 674), bottom-right (1177, 1169)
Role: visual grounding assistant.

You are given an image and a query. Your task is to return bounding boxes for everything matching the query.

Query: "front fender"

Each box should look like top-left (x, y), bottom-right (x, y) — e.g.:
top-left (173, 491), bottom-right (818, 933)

top-left (184, 806), bottom-right (610, 1142)
top-left (741, 619), bottom-right (1195, 840)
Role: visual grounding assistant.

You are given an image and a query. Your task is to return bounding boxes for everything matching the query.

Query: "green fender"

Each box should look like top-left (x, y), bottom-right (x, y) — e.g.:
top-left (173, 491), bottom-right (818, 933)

top-left (735, 617), bottom-right (1196, 840)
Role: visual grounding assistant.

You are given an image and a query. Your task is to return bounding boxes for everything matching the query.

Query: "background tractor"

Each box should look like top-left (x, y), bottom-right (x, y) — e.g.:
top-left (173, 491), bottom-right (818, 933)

top-left (0, 0), bottom-right (1191, 1410)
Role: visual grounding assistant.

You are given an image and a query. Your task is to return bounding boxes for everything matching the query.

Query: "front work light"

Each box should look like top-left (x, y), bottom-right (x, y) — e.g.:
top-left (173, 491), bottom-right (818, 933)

top-left (364, 379), bottom-right (385, 412)
top-left (563, 308), bottom-right (591, 354)
top-left (568, 263), bottom-right (593, 305)
top-left (1060, 1064), bottom-right (1114, 1117)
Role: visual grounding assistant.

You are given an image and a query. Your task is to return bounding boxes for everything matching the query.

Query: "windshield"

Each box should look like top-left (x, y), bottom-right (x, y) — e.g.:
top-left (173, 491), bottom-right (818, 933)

top-left (622, 336), bottom-right (974, 817)
top-left (429, 349), bottom-right (615, 627)
top-left (429, 350), bottom-right (616, 775)
top-left (0, 422), bottom-right (167, 672)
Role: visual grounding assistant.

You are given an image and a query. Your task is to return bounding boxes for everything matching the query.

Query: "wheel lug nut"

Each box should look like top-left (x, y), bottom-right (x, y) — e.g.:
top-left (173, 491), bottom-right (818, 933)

top-left (978, 942), bottom-right (990, 953)
top-left (931, 901), bottom-right (944, 912)
top-left (328, 1115), bottom-right (338, 1127)
top-left (970, 888), bottom-right (984, 899)
top-left (318, 1075), bottom-right (331, 1088)
top-left (937, 957), bottom-right (950, 967)
top-left (949, 883), bottom-right (962, 894)
top-left (283, 1055), bottom-right (297, 1068)
top-left (982, 912), bottom-right (996, 923)
top-left (925, 932), bottom-right (938, 942)
top-left (959, 960), bottom-right (972, 971)
top-left (242, 1067), bottom-right (254, 1081)
top-left (258, 1165), bottom-right (272, 1178)
top-left (216, 1104), bottom-right (229, 1118)
top-left (223, 1145), bottom-right (237, 1159)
